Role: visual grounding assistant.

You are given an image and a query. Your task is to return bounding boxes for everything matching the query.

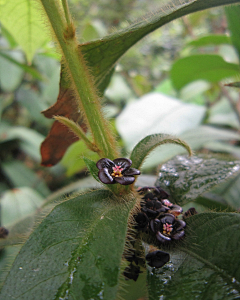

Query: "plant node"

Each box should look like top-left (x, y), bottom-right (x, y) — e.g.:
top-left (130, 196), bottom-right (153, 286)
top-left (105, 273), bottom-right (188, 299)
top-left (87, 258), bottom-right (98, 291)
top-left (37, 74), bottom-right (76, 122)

top-left (64, 23), bottom-right (76, 40)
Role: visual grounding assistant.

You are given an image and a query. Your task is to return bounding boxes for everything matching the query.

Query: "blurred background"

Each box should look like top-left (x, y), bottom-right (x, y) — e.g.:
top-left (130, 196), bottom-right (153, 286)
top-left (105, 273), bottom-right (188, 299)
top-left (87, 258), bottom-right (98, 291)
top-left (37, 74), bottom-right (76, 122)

top-left (0, 0), bottom-right (240, 242)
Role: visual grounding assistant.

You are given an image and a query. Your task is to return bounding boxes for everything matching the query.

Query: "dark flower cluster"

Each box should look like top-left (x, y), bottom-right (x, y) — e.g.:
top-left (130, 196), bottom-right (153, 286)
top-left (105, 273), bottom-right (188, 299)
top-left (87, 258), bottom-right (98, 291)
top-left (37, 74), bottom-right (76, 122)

top-left (136, 186), bottom-right (186, 243)
top-left (96, 158), bottom-right (140, 185)
top-left (123, 187), bottom-right (197, 281)
top-left (133, 186), bottom-right (189, 271)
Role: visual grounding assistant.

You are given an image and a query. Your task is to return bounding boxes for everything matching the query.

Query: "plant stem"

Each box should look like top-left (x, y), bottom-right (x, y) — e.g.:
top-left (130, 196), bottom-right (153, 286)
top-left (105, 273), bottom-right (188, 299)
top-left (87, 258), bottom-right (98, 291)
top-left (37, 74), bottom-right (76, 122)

top-left (39, 0), bottom-right (119, 160)
top-left (54, 116), bottom-right (99, 152)
top-left (61, 0), bottom-right (72, 28)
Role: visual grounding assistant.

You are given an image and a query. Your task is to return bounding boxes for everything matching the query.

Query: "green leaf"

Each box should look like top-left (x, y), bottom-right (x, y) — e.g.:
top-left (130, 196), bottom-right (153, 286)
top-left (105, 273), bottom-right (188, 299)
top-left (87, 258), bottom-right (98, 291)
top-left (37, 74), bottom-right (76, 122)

top-left (1, 160), bottom-right (50, 198)
top-left (130, 134), bottom-right (192, 170)
top-left (225, 5), bottom-right (240, 60)
top-left (61, 140), bottom-right (99, 177)
top-left (187, 34), bottom-right (232, 47)
top-left (155, 155), bottom-right (240, 205)
top-left (0, 246), bottom-right (22, 289)
top-left (0, 0), bottom-right (49, 62)
top-left (0, 51), bottom-right (25, 92)
top-left (0, 190), bottom-right (135, 299)
top-left (0, 51), bottom-right (43, 80)
top-left (139, 126), bottom-right (240, 170)
top-left (170, 54), bottom-right (240, 90)
top-left (80, 0), bottom-right (240, 92)
top-left (0, 123), bottom-right (45, 161)
top-left (0, 187), bottom-right (44, 227)
top-left (83, 157), bottom-right (101, 183)
top-left (147, 212), bottom-right (240, 299)
top-left (210, 171), bottom-right (240, 209)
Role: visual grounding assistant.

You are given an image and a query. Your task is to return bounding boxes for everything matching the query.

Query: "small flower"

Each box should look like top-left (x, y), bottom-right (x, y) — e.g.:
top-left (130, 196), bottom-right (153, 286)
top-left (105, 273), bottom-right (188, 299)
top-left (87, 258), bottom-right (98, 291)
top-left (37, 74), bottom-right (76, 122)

top-left (141, 196), bottom-right (169, 218)
top-left (134, 212), bottom-right (149, 231)
top-left (96, 158), bottom-right (140, 185)
top-left (146, 250), bottom-right (170, 268)
top-left (150, 213), bottom-right (186, 243)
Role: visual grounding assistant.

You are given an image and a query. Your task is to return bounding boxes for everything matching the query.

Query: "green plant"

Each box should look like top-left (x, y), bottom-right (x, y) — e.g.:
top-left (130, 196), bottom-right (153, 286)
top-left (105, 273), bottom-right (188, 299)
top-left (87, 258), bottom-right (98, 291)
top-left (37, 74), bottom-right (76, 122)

top-left (1, 0), bottom-right (240, 299)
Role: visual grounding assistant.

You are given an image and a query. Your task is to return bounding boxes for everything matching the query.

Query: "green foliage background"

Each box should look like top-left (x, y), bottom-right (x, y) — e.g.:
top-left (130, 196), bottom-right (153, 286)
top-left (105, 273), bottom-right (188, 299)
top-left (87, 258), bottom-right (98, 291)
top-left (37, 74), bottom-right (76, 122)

top-left (1, 0), bottom-right (240, 299)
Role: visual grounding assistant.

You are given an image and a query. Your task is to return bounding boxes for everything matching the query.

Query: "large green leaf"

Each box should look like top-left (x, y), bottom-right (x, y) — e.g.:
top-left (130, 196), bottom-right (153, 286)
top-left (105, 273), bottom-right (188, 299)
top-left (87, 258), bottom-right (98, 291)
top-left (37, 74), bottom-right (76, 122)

top-left (225, 5), bottom-right (240, 60)
top-left (0, 190), bottom-right (135, 300)
top-left (0, 0), bottom-right (49, 62)
top-left (147, 212), bottom-right (240, 299)
top-left (170, 54), bottom-right (240, 90)
top-left (155, 155), bottom-right (240, 205)
top-left (80, 0), bottom-right (240, 90)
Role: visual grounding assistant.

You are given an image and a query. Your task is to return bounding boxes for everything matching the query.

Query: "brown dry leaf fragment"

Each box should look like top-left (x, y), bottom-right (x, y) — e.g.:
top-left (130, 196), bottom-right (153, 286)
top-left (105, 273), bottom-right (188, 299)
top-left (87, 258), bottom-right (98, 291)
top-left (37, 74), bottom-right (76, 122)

top-left (40, 81), bottom-right (87, 166)
top-left (41, 121), bottom-right (79, 166)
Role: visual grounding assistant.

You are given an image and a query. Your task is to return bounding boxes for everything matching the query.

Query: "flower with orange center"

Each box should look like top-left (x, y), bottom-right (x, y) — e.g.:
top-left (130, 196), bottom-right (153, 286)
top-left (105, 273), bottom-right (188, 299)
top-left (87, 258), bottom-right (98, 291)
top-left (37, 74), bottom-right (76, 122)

top-left (96, 158), bottom-right (140, 185)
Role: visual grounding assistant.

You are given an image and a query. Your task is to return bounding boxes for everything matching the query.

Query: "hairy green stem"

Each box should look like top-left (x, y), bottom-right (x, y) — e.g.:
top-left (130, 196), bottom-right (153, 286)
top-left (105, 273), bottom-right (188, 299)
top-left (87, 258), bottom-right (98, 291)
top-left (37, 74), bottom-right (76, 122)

top-left (54, 116), bottom-right (99, 152)
top-left (61, 0), bottom-right (72, 28)
top-left (39, 0), bottom-right (119, 160)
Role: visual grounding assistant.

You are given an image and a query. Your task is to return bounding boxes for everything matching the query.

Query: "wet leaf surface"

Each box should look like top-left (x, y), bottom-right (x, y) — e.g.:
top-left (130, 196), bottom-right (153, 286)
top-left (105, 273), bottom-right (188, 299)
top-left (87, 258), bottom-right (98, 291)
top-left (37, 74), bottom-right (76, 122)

top-left (155, 155), bottom-right (240, 205)
top-left (0, 190), bottom-right (135, 300)
top-left (147, 212), bottom-right (240, 299)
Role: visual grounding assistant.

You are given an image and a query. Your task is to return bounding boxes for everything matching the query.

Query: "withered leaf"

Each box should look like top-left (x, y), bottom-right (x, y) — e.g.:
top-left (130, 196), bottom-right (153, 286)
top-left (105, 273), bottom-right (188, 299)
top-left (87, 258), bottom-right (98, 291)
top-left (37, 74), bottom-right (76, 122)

top-left (41, 121), bottom-right (79, 166)
top-left (40, 76), bottom-right (86, 166)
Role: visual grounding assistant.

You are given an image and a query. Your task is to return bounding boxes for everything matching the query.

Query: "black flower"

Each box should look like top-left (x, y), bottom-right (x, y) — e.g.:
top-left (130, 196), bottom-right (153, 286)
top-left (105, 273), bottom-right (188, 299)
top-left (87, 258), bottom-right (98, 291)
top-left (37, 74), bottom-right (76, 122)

top-left (139, 187), bottom-right (183, 217)
top-left (134, 212), bottom-right (149, 231)
top-left (96, 158), bottom-right (140, 185)
top-left (141, 196), bottom-right (169, 218)
top-left (150, 213), bottom-right (186, 243)
top-left (146, 250), bottom-right (170, 268)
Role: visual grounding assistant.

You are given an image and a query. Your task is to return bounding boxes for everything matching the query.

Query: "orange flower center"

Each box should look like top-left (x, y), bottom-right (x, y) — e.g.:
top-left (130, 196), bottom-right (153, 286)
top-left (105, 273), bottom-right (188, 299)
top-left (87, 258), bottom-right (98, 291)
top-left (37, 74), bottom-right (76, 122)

top-left (163, 223), bottom-right (173, 235)
top-left (111, 165), bottom-right (124, 177)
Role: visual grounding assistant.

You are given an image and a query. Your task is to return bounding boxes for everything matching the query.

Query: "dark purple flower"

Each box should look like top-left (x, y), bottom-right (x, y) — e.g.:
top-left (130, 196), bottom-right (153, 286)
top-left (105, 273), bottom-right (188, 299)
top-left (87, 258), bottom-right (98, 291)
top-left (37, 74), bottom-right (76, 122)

top-left (141, 197), bottom-right (169, 218)
top-left (150, 213), bottom-right (186, 243)
top-left (138, 186), bottom-right (169, 200)
top-left (139, 187), bottom-right (182, 216)
top-left (96, 158), bottom-right (140, 185)
top-left (146, 250), bottom-right (170, 268)
top-left (134, 212), bottom-right (149, 231)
